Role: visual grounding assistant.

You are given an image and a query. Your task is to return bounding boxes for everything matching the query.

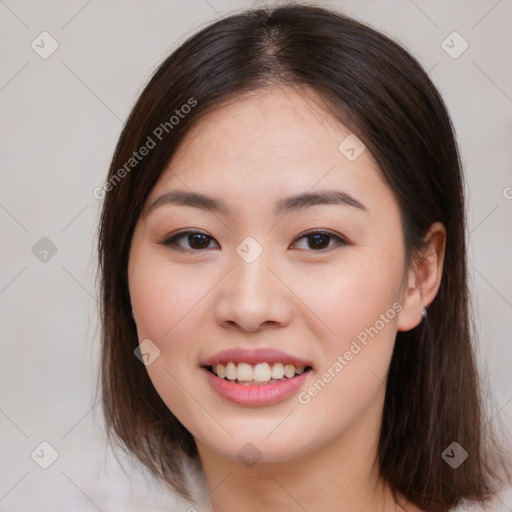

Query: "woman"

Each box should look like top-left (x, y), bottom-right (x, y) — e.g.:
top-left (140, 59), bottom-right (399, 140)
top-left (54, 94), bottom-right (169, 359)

top-left (96, 4), bottom-right (511, 511)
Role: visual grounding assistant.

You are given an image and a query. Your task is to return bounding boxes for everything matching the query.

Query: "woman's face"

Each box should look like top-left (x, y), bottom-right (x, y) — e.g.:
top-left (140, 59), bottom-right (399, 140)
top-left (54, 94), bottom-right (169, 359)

top-left (128, 87), bottom-right (413, 464)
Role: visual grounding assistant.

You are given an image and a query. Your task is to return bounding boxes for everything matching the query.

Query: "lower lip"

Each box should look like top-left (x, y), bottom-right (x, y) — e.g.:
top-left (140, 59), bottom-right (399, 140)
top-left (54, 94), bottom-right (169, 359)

top-left (202, 367), bottom-right (311, 406)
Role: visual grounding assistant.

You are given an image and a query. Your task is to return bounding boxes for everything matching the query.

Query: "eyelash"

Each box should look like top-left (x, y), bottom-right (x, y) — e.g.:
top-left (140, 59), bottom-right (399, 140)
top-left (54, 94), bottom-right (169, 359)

top-left (157, 229), bottom-right (351, 253)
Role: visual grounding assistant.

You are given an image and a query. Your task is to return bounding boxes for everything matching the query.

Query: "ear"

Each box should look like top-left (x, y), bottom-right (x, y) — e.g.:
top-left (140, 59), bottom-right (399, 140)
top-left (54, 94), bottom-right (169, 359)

top-left (397, 222), bottom-right (446, 332)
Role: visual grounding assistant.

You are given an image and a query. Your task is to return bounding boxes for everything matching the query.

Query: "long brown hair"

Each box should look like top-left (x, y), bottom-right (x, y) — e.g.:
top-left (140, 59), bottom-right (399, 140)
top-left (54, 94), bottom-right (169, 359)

top-left (95, 3), bottom-right (511, 509)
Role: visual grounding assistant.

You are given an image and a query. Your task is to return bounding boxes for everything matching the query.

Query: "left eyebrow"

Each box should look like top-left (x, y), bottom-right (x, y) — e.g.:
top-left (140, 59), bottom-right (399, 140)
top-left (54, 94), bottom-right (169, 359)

top-left (274, 190), bottom-right (367, 216)
top-left (145, 189), bottom-right (368, 217)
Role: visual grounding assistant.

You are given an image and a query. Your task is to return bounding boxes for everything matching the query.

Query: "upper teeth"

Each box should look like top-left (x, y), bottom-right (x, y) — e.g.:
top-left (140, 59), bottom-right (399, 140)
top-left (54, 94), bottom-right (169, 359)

top-left (212, 362), bottom-right (306, 382)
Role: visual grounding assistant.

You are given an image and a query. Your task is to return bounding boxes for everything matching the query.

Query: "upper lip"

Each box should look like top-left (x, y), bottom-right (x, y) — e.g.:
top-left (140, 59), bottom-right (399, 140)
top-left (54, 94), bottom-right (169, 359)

top-left (201, 347), bottom-right (313, 368)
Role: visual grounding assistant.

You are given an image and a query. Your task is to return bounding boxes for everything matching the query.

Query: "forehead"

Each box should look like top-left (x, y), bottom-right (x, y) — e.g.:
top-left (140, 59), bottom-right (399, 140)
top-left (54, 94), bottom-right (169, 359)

top-left (147, 87), bottom-right (386, 212)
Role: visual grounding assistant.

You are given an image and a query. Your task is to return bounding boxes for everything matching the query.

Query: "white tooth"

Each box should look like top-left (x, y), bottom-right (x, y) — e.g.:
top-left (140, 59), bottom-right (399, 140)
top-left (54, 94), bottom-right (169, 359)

top-left (253, 363), bottom-right (272, 382)
top-left (271, 363), bottom-right (285, 379)
top-left (284, 364), bottom-right (296, 378)
top-left (237, 362), bottom-right (253, 381)
top-left (295, 365), bottom-right (305, 375)
top-left (225, 361), bottom-right (237, 380)
top-left (216, 363), bottom-right (226, 379)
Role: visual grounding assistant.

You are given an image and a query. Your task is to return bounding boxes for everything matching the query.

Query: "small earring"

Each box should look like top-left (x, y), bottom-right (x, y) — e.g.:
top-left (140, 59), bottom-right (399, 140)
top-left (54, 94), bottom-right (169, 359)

top-left (421, 306), bottom-right (427, 319)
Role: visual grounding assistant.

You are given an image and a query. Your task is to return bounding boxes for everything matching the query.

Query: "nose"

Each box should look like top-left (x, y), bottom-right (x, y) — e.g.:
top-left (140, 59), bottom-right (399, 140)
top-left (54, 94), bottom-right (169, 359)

top-left (214, 248), bottom-right (293, 333)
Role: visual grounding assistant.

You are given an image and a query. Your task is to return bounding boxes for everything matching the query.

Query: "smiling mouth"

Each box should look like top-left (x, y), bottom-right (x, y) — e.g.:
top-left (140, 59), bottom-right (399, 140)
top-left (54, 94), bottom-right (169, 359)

top-left (205, 362), bottom-right (313, 385)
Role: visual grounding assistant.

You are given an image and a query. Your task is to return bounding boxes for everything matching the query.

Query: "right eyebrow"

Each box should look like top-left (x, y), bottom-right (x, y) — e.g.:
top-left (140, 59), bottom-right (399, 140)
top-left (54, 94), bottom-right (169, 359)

top-left (145, 190), bottom-right (230, 216)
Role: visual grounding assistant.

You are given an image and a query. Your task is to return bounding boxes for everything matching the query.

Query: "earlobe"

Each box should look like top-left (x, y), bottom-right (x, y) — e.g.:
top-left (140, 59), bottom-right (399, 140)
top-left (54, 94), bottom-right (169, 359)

top-left (396, 282), bottom-right (424, 332)
top-left (397, 222), bottom-right (446, 332)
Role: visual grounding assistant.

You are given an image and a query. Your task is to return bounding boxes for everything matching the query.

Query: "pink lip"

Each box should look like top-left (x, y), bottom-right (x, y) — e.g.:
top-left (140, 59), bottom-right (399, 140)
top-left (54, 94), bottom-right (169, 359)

top-left (202, 367), bottom-right (312, 406)
top-left (201, 347), bottom-right (312, 368)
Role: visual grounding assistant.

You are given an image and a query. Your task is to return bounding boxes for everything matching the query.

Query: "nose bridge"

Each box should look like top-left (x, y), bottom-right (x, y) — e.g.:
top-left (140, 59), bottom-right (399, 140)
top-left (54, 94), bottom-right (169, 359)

top-left (215, 236), bottom-right (291, 331)
top-left (232, 238), bottom-right (275, 300)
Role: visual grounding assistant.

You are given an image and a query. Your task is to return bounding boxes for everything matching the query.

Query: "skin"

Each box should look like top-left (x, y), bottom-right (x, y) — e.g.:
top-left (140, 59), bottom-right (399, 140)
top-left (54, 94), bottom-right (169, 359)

top-left (128, 86), bottom-right (446, 512)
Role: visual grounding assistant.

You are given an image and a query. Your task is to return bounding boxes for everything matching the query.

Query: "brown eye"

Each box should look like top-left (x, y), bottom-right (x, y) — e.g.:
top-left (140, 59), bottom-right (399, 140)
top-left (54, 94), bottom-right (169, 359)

top-left (159, 231), bottom-right (219, 251)
top-left (291, 230), bottom-right (350, 252)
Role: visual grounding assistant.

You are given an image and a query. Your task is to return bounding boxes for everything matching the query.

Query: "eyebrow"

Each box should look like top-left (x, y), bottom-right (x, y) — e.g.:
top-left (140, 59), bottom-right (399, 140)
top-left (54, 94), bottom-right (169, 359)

top-left (145, 189), bottom-right (367, 217)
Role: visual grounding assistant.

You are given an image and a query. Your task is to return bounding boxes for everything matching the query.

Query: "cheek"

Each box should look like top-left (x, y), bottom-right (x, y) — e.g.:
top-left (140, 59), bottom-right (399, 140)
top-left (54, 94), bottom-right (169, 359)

top-left (128, 248), bottom-right (224, 372)
top-left (293, 245), bottom-right (403, 413)
top-left (316, 277), bottom-right (400, 389)
top-left (300, 249), bottom-right (404, 353)
top-left (130, 251), bottom-right (210, 341)
top-left (290, 277), bottom-right (401, 449)
top-left (129, 256), bottom-right (207, 424)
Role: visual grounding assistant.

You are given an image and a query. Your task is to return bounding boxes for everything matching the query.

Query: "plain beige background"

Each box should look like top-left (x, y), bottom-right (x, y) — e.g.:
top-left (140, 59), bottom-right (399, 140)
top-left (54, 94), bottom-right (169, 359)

top-left (0, 0), bottom-right (511, 510)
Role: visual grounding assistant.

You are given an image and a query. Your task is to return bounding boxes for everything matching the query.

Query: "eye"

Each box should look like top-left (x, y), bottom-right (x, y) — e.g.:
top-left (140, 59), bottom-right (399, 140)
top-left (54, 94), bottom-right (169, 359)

top-left (158, 230), bottom-right (219, 251)
top-left (290, 230), bottom-right (350, 252)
